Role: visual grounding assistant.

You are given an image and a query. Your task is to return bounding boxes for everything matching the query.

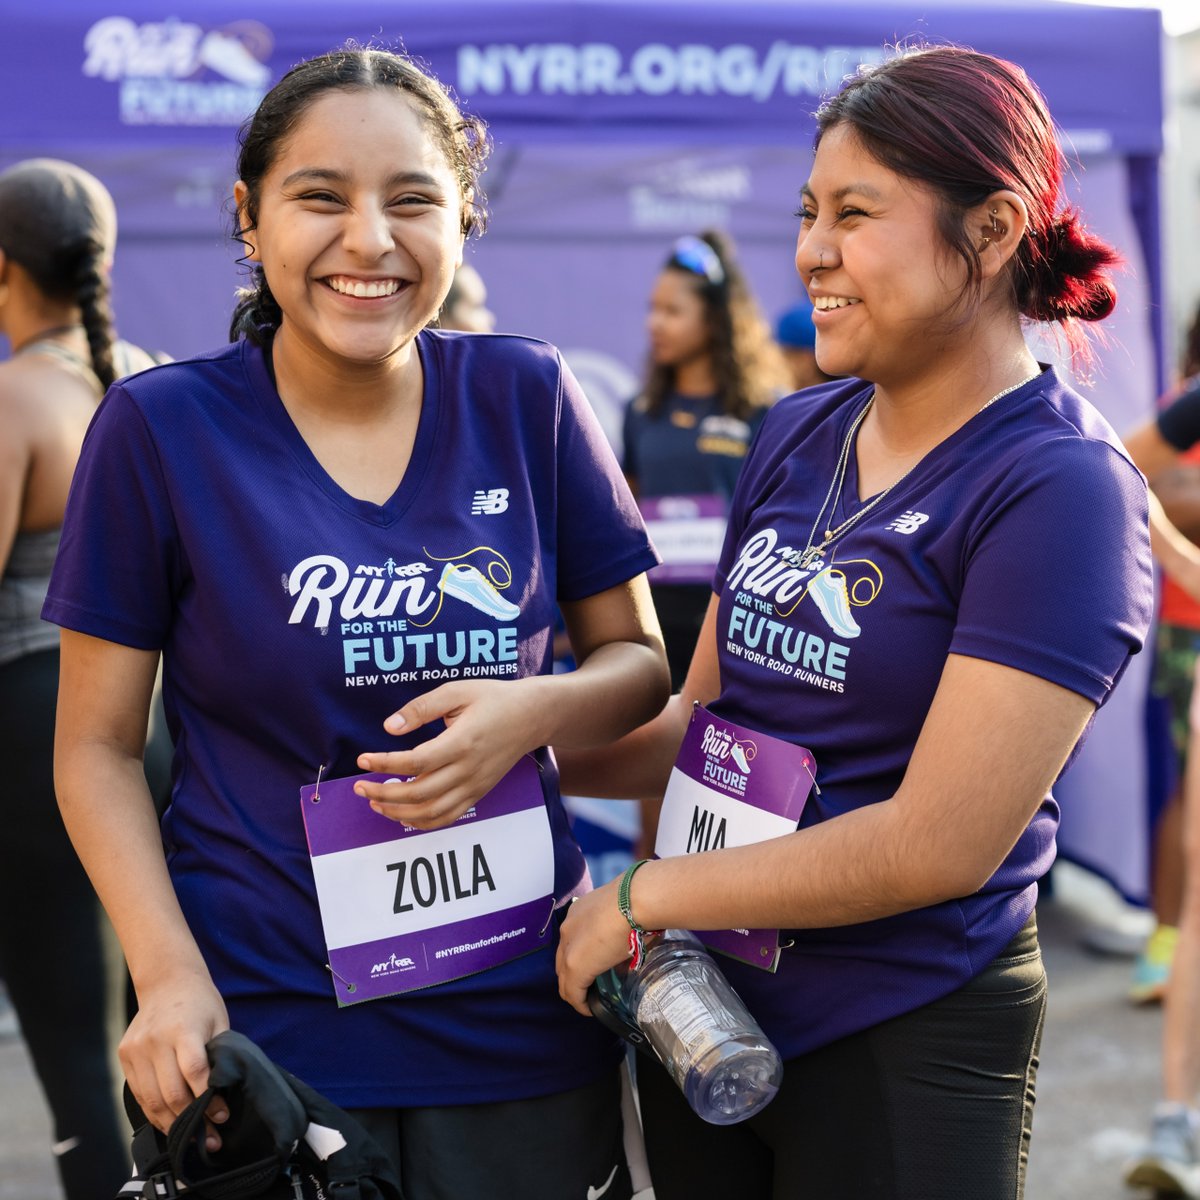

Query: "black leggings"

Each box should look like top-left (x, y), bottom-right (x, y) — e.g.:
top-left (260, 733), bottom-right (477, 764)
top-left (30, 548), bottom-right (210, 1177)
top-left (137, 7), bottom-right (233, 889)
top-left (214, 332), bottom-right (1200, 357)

top-left (637, 916), bottom-right (1047, 1200)
top-left (0, 649), bottom-right (129, 1198)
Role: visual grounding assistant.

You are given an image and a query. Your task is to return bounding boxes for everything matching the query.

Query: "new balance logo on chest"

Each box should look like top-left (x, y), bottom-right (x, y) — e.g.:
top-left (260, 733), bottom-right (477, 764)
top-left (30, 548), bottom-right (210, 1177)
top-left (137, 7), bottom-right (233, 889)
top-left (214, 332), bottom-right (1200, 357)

top-left (471, 488), bottom-right (509, 515)
top-left (886, 511), bottom-right (929, 535)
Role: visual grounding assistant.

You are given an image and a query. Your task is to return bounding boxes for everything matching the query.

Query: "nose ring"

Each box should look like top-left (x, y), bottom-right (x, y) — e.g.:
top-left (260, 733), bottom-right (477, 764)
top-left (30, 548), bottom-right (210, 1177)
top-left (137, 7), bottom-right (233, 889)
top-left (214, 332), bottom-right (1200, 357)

top-left (818, 250), bottom-right (826, 270)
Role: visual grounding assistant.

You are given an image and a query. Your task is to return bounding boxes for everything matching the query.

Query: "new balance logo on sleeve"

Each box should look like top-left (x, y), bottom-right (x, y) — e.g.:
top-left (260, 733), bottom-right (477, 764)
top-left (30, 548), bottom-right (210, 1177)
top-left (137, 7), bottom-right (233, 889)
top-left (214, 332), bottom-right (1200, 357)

top-left (471, 488), bottom-right (510, 514)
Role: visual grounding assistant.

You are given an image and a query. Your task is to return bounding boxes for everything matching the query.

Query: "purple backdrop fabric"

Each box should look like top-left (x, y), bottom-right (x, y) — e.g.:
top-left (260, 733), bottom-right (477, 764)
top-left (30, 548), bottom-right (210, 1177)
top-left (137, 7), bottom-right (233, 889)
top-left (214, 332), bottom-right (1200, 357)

top-left (0, 0), bottom-right (1166, 901)
top-left (1, 1), bottom-right (1163, 149)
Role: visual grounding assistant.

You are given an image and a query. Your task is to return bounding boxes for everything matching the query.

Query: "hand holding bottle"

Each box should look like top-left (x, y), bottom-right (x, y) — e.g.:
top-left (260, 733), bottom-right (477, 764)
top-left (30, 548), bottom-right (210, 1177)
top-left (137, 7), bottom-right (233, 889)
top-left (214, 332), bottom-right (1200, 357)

top-left (588, 928), bottom-right (783, 1125)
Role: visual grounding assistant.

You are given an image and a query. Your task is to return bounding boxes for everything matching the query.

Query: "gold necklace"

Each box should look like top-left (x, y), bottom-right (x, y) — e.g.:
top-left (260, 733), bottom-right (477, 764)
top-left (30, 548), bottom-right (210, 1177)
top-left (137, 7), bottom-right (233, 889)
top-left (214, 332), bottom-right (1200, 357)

top-left (789, 371), bottom-right (1041, 570)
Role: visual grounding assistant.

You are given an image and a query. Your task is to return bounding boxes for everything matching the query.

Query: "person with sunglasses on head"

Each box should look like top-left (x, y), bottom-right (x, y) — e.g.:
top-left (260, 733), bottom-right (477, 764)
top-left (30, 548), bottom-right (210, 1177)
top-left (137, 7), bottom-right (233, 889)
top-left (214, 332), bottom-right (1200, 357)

top-left (622, 229), bottom-right (790, 691)
top-left (556, 45), bottom-right (1153, 1199)
top-left (42, 47), bottom-right (668, 1200)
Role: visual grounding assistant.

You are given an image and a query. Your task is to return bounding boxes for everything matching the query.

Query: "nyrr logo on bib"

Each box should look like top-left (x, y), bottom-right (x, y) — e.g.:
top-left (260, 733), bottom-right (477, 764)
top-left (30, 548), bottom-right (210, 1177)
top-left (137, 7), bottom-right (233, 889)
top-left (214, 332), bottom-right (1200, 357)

top-left (698, 721), bottom-right (757, 799)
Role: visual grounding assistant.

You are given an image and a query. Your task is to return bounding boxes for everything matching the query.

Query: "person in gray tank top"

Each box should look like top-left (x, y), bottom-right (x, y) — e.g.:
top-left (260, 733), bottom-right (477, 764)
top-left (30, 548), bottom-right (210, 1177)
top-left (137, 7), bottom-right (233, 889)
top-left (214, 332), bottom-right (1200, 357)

top-left (0, 158), bottom-right (164, 1199)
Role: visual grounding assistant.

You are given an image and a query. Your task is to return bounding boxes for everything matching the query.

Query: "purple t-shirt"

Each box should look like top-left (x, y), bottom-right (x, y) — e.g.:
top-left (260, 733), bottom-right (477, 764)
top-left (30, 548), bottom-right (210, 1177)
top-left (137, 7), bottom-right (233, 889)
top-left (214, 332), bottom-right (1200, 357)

top-left (709, 367), bottom-right (1153, 1058)
top-left (44, 329), bottom-right (658, 1107)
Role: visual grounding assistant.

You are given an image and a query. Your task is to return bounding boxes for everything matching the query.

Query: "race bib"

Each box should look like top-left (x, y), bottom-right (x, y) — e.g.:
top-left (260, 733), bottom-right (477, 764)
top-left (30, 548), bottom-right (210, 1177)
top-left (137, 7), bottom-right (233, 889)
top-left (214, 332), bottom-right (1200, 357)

top-left (301, 756), bottom-right (554, 1004)
top-left (655, 704), bottom-right (816, 971)
top-left (639, 494), bottom-right (727, 585)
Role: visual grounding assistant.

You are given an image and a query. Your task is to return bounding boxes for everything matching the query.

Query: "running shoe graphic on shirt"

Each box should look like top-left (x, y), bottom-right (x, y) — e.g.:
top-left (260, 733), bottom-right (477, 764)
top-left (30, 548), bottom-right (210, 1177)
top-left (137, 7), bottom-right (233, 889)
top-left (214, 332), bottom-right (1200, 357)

top-left (807, 569), bottom-right (861, 639)
top-left (438, 563), bottom-right (521, 621)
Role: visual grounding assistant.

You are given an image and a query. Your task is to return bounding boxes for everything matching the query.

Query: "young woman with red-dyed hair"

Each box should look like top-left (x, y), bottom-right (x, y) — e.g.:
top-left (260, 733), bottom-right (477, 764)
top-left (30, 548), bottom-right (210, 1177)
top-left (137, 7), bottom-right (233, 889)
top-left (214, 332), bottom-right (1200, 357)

top-left (555, 44), bottom-right (1154, 1198)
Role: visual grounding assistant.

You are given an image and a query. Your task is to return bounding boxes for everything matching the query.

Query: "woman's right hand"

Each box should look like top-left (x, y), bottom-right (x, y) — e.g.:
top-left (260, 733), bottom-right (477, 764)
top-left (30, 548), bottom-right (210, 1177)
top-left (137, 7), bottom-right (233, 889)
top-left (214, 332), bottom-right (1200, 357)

top-left (120, 967), bottom-right (231, 1144)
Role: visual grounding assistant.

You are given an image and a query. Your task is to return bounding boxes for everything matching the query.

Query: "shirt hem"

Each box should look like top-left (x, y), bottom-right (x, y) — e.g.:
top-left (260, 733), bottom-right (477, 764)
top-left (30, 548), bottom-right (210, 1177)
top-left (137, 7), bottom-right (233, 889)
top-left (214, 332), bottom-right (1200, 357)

top-left (305, 1052), bottom-right (622, 1109)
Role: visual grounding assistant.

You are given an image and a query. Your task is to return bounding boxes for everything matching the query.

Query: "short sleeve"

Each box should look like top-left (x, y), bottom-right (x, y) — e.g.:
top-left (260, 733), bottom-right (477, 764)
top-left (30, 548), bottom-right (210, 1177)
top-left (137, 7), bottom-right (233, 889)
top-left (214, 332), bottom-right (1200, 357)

top-left (42, 385), bottom-right (181, 649)
top-left (950, 437), bottom-right (1153, 705)
top-left (1157, 380), bottom-right (1200, 452)
top-left (555, 357), bottom-right (658, 601)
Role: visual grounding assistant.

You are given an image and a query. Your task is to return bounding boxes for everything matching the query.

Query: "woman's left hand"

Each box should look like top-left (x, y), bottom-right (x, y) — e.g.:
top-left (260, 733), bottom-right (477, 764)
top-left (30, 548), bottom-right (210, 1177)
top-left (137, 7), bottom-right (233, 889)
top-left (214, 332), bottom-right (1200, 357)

top-left (355, 678), bottom-right (546, 829)
top-left (556, 877), bottom-right (637, 1015)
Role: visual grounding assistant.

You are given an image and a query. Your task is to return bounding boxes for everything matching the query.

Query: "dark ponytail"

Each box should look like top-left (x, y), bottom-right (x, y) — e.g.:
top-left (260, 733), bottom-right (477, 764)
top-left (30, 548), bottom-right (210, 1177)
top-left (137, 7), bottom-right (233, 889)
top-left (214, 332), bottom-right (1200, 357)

top-left (72, 237), bottom-right (118, 389)
top-left (0, 159), bottom-right (124, 384)
top-left (229, 265), bottom-right (283, 344)
top-left (1014, 208), bottom-right (1119, 326)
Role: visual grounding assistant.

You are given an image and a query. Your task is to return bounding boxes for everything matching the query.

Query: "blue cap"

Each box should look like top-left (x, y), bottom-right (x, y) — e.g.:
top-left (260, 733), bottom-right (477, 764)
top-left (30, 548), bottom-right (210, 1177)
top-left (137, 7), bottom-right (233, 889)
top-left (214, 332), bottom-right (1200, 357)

top-left (775, 302), bottom-right (817, 350)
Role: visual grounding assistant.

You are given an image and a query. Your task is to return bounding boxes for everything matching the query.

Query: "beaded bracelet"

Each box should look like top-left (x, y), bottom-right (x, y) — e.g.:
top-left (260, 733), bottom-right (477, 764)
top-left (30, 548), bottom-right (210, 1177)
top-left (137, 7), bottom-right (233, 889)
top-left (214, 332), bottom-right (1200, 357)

top-left (617, 858), bottom-right (659, 970)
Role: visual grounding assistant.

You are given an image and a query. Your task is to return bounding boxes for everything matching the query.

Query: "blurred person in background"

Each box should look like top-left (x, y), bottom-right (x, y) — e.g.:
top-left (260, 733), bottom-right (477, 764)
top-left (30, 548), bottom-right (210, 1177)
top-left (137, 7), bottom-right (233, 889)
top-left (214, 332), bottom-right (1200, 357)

top-left (1121, 305), bottom-right (1200, 1010)
top-left (437, 261), bottom-right (495, 333)
top-left (1120, 302), bottom-right (1200, 1196)
top-left (0, 157), bottom-right (164, 1200)
top-left (774, 297), bottom-right (835, 390)
top-left (622, 229), bottom-right (791, 690)
top-left (621, 230), bottom-right (790, 857)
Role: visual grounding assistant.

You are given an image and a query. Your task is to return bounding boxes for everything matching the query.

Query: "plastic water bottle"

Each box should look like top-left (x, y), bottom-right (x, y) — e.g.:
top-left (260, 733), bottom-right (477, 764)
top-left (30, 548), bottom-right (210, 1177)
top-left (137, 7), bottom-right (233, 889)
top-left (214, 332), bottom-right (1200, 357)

top-left (588, 928), bottom-right (783, 1125)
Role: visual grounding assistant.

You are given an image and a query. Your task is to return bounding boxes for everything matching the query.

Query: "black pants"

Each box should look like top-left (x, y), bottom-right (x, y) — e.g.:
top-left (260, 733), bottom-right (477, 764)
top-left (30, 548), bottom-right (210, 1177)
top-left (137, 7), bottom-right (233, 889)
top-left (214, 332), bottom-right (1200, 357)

top-left (638, 916), bottom-right (1046, 1199)
top-left (650, 583), bottom-right (712, 690)
top-left (0, 649), bottom-right (130, 1199)
top-left (349, 1067), bottom-right (632, 1200)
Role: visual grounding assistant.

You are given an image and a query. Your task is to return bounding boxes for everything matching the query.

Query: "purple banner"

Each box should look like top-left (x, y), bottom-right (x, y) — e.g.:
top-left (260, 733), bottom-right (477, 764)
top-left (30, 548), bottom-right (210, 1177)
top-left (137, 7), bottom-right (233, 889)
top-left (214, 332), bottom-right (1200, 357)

top-left (2, 3), bottom-right (1162, 152)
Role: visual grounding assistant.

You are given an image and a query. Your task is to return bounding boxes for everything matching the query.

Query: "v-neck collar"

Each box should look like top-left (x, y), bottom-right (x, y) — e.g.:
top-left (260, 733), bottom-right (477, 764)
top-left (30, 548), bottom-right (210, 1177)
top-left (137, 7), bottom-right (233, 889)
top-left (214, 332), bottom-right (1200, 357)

top-left (837, 367), bottom-right (1049, 517)
top-left (244, 332), bottom-right (441, 528)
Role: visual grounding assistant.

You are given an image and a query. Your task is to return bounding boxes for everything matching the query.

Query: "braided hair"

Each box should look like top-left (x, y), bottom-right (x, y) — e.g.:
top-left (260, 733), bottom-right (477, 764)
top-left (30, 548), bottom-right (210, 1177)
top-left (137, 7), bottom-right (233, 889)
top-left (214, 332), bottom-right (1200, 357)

top-left (0, 158), bottom-right (120, 388)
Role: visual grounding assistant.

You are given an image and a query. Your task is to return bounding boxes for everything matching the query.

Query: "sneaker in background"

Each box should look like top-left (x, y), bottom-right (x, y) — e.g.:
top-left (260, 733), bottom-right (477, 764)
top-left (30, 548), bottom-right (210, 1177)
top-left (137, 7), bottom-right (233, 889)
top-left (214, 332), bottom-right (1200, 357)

top-left (1124, 1105), bottom-right (1200, 1197)
top-left (1129, 924), bottom-right (1179, 1004)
